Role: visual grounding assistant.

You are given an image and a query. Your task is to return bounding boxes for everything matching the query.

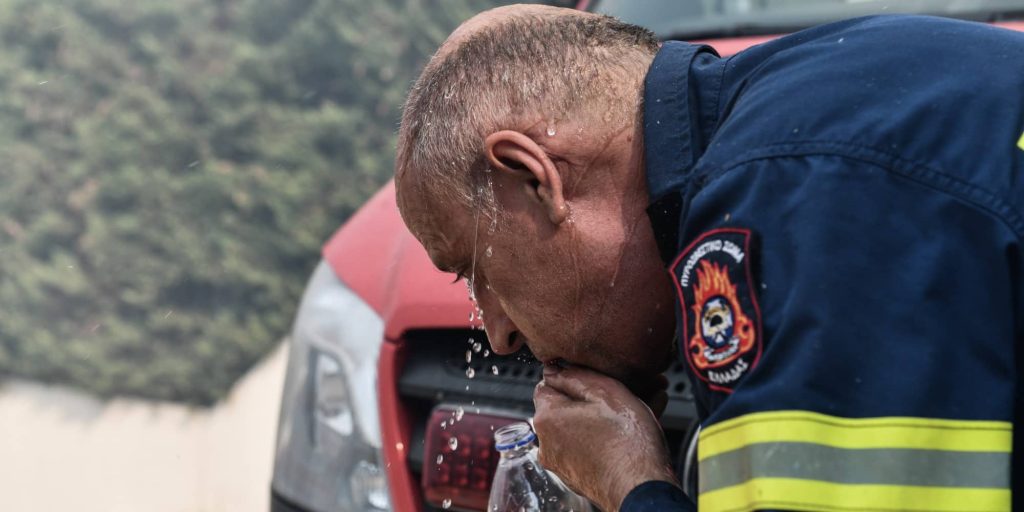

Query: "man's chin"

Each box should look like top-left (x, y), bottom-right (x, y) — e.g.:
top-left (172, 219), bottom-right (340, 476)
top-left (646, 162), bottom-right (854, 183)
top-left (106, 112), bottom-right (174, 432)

top-left (625, 371), bottom-right (667, 396)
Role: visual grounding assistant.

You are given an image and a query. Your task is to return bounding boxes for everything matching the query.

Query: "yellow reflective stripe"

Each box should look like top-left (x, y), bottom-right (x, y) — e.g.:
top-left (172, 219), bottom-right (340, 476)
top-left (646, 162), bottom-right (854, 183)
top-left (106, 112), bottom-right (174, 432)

top-left (699, 410), bottom-right (1011, 461)
top-left (699, 477), bottom-right (1010, 512)
top-left (1017, 130), bottom-right (1024, 150)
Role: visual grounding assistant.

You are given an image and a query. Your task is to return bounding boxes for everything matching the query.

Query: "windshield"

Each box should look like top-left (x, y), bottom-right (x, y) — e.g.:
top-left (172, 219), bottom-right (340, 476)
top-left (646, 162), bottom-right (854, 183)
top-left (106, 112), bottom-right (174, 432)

top-left (592, 0), bottom-right (1024, 38)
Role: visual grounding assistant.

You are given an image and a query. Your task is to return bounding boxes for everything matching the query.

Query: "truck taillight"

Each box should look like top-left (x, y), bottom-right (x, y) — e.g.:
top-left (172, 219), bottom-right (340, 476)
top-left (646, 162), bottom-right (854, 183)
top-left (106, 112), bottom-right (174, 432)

top-left (422, 405), bottom-right (524, 511)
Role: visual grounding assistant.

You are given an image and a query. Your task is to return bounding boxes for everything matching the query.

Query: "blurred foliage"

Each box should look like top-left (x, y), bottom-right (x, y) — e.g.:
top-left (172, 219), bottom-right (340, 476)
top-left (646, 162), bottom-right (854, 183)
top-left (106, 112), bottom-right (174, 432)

top-left (0, 0), bottom-right (513, 405)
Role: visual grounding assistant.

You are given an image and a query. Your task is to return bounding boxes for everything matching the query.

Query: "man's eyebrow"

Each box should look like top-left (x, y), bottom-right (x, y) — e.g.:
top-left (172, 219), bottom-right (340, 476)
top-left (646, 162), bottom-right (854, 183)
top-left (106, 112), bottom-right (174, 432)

top-left (418, 231), bottom-right (463, 273)
top-left (424, 245), bottom-right (460, 274)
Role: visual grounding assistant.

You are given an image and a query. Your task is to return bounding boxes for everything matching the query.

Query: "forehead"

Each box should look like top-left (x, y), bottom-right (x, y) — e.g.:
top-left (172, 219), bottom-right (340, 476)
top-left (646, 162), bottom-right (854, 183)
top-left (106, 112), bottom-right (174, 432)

top-left (398, 178), bottom-right (475, 270)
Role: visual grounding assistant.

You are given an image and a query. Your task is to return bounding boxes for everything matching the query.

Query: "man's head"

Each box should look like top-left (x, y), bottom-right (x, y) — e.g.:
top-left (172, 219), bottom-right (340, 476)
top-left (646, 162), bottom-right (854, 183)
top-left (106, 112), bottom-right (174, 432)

top-left (395, 4), bottom-right (675, 396)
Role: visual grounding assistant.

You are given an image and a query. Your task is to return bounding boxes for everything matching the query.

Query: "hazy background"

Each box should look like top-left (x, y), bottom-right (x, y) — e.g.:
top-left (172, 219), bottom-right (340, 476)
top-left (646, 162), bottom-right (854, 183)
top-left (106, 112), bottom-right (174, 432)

top-left (0, 0), bottom-right (507, 405)
top-left (0, 0), bottom-right (509, 509)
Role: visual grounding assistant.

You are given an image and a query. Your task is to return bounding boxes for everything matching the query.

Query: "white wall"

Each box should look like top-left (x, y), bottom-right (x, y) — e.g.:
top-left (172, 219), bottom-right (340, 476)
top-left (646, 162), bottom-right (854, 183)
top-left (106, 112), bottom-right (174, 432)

top-left (0, 341), bottom-right (287, 512)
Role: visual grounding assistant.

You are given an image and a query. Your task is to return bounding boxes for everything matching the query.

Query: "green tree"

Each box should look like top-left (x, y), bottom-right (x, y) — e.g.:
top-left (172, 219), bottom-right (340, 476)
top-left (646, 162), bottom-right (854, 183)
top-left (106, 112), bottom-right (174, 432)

top-left (0, 0), bottom-right (526, 405)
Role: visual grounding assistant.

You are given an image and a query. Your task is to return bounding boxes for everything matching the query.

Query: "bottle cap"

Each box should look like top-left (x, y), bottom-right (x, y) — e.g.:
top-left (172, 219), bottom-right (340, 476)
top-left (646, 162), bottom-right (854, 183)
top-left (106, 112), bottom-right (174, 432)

top-left (493, 422), bottom-right (536, 451)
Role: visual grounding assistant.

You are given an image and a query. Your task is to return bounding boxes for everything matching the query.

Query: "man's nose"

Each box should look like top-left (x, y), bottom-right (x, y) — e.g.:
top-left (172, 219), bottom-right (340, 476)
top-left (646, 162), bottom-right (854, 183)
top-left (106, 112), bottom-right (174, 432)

top-left (478, 295), bottom-right (525, 355)
top-left (485, 315), bottom-right (525, 355)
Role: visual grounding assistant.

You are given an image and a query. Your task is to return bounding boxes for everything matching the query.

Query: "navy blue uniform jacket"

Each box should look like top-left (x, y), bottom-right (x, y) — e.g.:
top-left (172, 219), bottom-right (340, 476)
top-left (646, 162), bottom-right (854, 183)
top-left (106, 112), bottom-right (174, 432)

top-left (621, 15), bottom-right (1024, 512)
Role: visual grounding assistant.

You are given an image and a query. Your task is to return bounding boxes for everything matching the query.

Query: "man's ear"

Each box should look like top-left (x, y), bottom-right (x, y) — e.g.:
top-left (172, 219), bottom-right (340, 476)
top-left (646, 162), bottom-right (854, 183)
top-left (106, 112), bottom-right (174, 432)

top-left (483, 130), bottom-right (568, 225)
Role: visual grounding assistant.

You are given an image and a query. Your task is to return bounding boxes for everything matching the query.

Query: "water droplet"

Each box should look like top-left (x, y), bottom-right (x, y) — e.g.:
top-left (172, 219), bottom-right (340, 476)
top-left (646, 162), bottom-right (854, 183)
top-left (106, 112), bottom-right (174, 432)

top-left (792, 128), bottom-right (800, 134)
top-left (442, 498), bottom-right (452, 509)
top-left (525, 462), bottom-right (534, 471)
top-left (473, 342), bottom-right (482, 353)
top-left (466, 367), bottom-right (476, 379)
top-left (546, 125), bottom-right (556, 137)
top-left (724, 212), bottom-right (731, 222)
top-left (466, 350), bottom-right (473, 363)
top-left (469, 311), bottom-right (475, 322)
top-left (491, 365), bottom-right (499, 375)
top-left (484, 349), bottom-right (490, 357)
top-left (441, 420), bottom-right (448, 429)
top-left (485, 245), bottom-right (493, 257)
top-left (449, 437), bottom-right (459, 451)
top-left (455, 407), bottom-right (465, 421)
top-left (436, 454), bottom-right (444, 465)
top-left (837, 37), bottom-right (845, 43)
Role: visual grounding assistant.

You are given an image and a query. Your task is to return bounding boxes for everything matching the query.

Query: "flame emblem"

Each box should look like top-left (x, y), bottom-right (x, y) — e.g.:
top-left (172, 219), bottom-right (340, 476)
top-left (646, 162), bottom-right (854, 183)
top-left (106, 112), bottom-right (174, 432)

top-left (688, 260), bottom-right (756, 370)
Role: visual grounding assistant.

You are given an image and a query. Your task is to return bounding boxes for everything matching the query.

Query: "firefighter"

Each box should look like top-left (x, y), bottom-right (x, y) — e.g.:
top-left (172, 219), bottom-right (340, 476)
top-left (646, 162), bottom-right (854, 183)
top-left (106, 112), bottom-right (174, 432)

top-left (394, 4), bottom-right (1024, 511)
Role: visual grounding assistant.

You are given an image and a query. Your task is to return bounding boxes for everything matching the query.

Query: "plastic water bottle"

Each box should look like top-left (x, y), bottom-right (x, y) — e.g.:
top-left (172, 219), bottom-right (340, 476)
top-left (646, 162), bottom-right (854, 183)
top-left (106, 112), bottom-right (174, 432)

top-left (487, 422), bottom-right (593, 512)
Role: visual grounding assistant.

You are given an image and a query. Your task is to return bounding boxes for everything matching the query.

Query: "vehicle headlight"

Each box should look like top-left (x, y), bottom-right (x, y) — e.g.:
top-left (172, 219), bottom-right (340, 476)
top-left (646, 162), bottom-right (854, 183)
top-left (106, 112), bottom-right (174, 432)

top-left (272, 260), bottom-right (391, 511)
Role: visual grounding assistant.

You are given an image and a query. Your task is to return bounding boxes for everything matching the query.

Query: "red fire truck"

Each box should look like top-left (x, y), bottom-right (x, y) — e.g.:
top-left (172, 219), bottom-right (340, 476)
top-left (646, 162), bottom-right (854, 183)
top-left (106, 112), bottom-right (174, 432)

top-left (270, 2), bottom-right (1024, 511)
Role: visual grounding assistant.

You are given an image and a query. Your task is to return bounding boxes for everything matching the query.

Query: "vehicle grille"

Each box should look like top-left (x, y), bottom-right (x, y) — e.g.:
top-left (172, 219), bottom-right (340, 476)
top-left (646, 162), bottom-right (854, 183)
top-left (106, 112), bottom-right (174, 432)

top-left (397, 329), bottom-right (699, 511)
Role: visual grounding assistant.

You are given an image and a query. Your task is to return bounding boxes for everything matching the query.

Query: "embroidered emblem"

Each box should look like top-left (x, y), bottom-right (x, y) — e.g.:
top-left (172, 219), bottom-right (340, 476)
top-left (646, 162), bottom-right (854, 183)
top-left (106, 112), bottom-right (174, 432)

top-left (670, 228), bottom-right (762, 393)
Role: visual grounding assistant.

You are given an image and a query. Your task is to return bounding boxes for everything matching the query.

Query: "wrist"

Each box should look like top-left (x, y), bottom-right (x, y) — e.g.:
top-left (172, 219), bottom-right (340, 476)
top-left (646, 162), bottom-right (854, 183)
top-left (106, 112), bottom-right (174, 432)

top-left (609, 466), bottom-right (677, 511)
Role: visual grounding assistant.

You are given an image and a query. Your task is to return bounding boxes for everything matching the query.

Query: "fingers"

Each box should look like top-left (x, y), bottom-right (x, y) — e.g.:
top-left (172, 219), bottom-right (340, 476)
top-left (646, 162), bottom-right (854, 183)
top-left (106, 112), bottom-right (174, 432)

top-left (533, 379), bottom-right (577, 424)
top-left (536, 443), bottom-right (554, 470)
top-left (533, 382), bottom-right (570, 472)
top-left (541, 364), bottom-right (625, 402)
top-left (533, 379), bottom-right (570, 407)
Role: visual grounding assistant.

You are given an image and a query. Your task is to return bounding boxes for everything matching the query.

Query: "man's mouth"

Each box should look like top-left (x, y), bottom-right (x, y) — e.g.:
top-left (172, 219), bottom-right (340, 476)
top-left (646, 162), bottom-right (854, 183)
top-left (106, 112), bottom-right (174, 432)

top-left (542, 357), bottom-right (569, 369)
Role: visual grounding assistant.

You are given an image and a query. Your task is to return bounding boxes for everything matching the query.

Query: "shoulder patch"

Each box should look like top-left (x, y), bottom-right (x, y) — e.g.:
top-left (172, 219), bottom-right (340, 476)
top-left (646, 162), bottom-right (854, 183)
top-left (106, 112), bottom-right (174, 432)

top-left (670, 228), bottom-right (762, 393)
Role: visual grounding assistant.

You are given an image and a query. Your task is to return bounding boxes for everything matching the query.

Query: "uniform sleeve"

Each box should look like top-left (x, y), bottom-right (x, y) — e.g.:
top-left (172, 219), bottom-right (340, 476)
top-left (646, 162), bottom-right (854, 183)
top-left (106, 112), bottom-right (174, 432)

top-left (674, 153), bottom-right (1018, 511)
top-left (619, 480), bottom-right (696, 512)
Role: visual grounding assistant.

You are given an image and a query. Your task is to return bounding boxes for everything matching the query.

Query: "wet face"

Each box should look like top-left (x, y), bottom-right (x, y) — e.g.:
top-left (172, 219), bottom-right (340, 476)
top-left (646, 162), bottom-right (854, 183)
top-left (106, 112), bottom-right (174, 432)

top-left (398, 122), bottom-right (676, 398)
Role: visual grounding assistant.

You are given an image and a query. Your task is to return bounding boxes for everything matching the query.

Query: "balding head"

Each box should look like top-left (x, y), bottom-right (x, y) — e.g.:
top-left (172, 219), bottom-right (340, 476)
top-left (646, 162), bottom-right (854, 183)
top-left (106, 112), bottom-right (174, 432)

top-left (395, 4), bottom-right (658, 216)
top-left (391, 4), bottom-right (675, 399)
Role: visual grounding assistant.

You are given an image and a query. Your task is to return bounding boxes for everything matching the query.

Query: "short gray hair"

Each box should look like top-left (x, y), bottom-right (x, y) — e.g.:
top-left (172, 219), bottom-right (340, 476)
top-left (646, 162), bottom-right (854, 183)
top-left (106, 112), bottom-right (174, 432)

top-left (395, 10), bottom-right (658, 211)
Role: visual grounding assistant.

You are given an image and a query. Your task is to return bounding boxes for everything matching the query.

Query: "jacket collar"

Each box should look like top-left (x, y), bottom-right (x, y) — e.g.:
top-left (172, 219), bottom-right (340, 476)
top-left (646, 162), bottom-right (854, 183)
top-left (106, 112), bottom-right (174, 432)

top-left (642, 41), bottom-right (724, 263)
top-left (643, 41), bottom-right (723, 204)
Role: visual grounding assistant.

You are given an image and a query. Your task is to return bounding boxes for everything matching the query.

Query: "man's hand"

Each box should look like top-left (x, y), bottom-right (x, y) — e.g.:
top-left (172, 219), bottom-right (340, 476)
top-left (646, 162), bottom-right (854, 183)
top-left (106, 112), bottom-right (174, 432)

top-left (533, 365), bottom-right (678, 511)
